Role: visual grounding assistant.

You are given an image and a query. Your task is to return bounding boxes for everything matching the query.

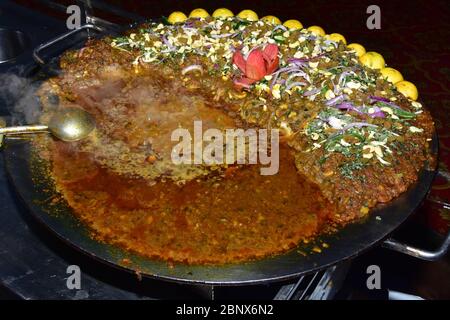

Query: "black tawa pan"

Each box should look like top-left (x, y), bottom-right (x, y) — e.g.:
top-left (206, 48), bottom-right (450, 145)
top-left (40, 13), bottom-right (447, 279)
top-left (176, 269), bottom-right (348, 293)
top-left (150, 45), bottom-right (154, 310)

top-left (0, 25), bottom-right (441, 285)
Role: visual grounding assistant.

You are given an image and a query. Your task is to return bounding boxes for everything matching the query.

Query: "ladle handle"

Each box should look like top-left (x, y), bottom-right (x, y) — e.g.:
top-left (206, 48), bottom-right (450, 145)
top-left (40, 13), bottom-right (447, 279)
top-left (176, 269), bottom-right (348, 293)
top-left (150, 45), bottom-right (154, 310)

top-left (0, 125), bottom-right (49, 135)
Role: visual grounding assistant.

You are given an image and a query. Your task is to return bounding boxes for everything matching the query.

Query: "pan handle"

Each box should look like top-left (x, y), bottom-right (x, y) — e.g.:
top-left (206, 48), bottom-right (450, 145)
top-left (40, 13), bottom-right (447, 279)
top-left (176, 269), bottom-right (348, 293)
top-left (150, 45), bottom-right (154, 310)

top-left (382, 232), bottom-right (450, 261)
top-left (382, 169), bottom-right (450, 261)
top-left (33, 24), bottom-right (104, 65)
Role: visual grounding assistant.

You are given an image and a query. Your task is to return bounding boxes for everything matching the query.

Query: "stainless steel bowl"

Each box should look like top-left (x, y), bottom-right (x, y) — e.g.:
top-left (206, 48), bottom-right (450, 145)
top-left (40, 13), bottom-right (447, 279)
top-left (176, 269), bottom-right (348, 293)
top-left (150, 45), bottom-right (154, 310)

top-left (0, 28), bottom-right (30, 63)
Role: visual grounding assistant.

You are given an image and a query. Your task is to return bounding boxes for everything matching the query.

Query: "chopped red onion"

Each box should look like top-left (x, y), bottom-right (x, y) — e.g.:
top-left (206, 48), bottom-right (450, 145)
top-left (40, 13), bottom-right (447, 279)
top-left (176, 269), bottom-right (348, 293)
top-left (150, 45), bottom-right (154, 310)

top-left (369, 95), bottom-right (390, 103)
top-left (287, 59), bottom-right (309, 70)
top-left (181, 64), bottom-right (204, 75)
top-left (287, 57), bottom-right (308, 63)
top-left (324, 40), bottom-right (338, 48)
top-left (333, 82), bottom-right (340, 95)
top-left (328, 116), bottom-right (345, 129)
top-left (183, 20), bottom-right (196, 28)
top-left (273, 25), bottom-right (288, 32)
top-left (325, 94), bottom-right (347, 106)
top-left (368, 106), bottom-right (386, 118)
top-left (231, 32), bottom-right (241, 38)
top-left (369, 96), bottom-right (402, 110)
top-left (286, 71), bottom-right (310, 84)
top-left (161, 35), bottom-right (175, 51)
top-left (334, 102), bottom-right (364, 114)
top-left (210, 33), bottom-right (234, 38)
top-left (333, 69), bottom-right (356, 94)
top-left (334, 102), bottom-right (386, 119)
top-left (286, 81), bottom-right (307, 91)
top-left (303, 88), bottom-right (320, 96)
top-left (270, 66), bottom-right (298, 89)
top-left (338, 71), bottom-right (349, 86)
top-left (310, 53), bottom-right (327, 60)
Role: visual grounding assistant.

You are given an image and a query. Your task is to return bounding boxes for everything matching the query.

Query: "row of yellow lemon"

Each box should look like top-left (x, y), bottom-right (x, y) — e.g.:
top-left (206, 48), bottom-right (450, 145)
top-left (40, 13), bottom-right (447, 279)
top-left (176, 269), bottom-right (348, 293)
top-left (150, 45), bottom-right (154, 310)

top-left (167, 8), bottom-right (418, 101)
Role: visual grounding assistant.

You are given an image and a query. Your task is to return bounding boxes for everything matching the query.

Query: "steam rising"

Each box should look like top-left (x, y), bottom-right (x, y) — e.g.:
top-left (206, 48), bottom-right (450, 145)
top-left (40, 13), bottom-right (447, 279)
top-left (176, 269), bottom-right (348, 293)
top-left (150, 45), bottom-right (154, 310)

top-left (0, 73), bottom-right (42, 125)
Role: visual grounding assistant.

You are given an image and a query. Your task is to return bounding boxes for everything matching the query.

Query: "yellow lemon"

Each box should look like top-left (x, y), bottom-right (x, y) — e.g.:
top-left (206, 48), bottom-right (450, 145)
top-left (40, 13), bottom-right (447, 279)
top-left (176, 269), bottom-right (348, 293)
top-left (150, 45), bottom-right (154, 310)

top-left (327, 33), bottom-right (347, 45)
top-left (261, 15), bottom-right (282, 24)
top-left (380, 67), bottom-right (404, 84)
top-left (347, 43), bottom-right (366, 57)
top-left (283, 19), bottom-right (303, 30)
top-left (395, 81), bottom-right (418, 101)
top-left (167, 11), bottom-right (187, 24)
top-left (212, 8), bottom-right (234, 18)
top-left (237, 9), bottom-right (258, 21)
top-left (359, 51), bottom-right (385, 69)
top-left (307, 25), bottom-right (325, 36)
top-left (189, 8), bottom-right (209, 19)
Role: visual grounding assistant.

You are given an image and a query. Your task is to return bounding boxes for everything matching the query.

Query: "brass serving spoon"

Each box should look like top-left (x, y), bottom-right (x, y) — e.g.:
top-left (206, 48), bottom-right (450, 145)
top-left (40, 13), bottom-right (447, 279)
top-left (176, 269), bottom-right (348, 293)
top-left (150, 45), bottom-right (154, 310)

top-left (0, 107), bottom-right (95, 142)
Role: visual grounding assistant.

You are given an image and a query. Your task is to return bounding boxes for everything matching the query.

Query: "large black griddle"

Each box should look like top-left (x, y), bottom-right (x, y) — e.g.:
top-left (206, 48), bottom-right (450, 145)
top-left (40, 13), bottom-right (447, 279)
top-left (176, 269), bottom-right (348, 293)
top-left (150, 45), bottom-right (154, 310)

top-left (1, 24), bottom-right (444, 285)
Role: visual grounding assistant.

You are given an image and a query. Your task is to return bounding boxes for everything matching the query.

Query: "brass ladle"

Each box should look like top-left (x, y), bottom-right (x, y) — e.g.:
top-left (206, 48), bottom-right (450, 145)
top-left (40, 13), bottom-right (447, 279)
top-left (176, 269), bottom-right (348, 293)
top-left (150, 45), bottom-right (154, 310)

top-left (0, 107), bottom-right (95, 142)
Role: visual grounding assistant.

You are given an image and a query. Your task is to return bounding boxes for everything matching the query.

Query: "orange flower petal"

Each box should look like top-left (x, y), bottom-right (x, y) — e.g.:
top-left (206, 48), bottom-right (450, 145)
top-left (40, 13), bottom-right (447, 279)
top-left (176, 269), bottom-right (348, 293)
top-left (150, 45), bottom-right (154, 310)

top-left (265, 56), bottom-right (279, 74)
top-left (262, 44), bottom-right (279, 74)
top-left (262, 44), bottom-right (278, 61)
top-left (245, 49), bottom-right (267, 80)
top-left (232, 51), bottom-right (247, 73)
